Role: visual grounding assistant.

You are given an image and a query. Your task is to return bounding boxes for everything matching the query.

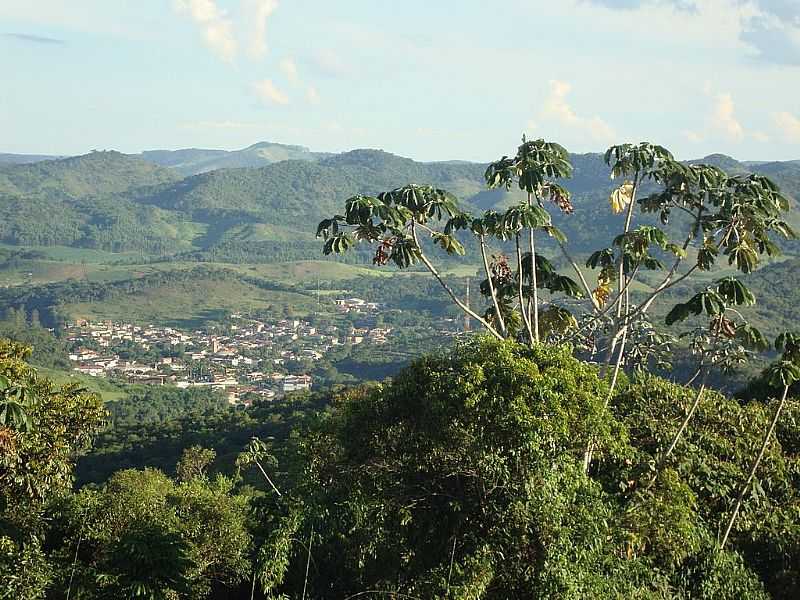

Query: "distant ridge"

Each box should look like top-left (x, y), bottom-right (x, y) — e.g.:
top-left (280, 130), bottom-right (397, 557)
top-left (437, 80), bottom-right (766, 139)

top-left (139, 141), bottom-right (327, 176)
top-left (0, 153), bottom-right (63, 165)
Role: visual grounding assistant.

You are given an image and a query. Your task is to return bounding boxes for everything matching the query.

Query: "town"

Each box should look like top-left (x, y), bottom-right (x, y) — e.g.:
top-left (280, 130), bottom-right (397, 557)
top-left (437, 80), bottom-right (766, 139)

top-left (64, 297), bottom-right (394, 407)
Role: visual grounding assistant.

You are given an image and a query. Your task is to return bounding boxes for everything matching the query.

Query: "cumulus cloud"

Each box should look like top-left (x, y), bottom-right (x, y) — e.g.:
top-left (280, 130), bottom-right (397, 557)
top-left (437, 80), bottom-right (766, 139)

top-left (684, 87), bottom-right (769, 143)
top-left (541, 80), bottom-right (616, 142)
top-left (244, 0), bottom-right (278, 59)
top-left (253, 79), bottom-right (289, 105)
top-left (710, 92), bottom-right (744, 141)
top-left (581, 0), bottom-right (800, 66)
top-left (174, 0), bottom-right (237, 62)
top-left (774, 111), bottom-right (800, 142)
top-left (741, 15), bottom-right (800, 66)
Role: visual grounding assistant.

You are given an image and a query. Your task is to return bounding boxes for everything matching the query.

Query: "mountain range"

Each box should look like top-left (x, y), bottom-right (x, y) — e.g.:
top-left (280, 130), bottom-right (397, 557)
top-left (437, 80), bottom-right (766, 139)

top-left (0, 143), bottom-right (797, 261)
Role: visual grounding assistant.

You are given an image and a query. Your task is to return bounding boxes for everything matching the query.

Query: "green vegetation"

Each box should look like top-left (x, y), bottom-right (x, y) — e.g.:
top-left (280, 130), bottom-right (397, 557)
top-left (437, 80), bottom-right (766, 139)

top-left (1, 138), bottom-right (799, 599)
top-left (4, 335), bottom-right (799, 598)
top-left (0, 266), bottom-right (318, 329)
top-left (0, 146), bottom-right (795, 262)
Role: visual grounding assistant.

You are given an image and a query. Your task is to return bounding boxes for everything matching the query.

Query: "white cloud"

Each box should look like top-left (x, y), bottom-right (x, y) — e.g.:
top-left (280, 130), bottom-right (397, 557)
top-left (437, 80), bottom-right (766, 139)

top-left (541, 80), bottom-right (616, 142)
top-left (279, 57), bottom-right (300, 86)
top-left (252, 79), bottom-right (289, 105)
top-left (688, 87), bottom-right (769, 144)
top-left (306, 85), bottom-right (321, 105)
top-left (773, 111), bottom-right (800, 142)
top-left (174, 0), bottom-right (237, 62)
top-left (710, 92), bottom-right (744, 141)
top-left (244, 0), bottom-right (279, 59)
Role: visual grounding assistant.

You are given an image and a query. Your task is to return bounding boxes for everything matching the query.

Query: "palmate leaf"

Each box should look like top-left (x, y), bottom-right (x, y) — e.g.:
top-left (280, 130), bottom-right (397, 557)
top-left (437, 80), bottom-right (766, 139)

top-left (344, 195), bottom-right (382, 225)
top-left (727, 240), bottom-right (759, 273)
top-left (431, 232), bottom-right (465, 256)
top-left (665, 290), bottom-right (725, 326)
top-left (0, 399), bottom-right (31, 431)
top-left (353, 223), bottom-right (384, 242)
top-left (734, 324), bottom-right (769, 351)
top-left (377, 185), bottom-right (458, 219)
top-left (316, 218), bottom-right (340, 239)
top-left (639, 255), bottom-right (665, 271)
top-left (543, 225), bottom-right (567, 244)
top-left (715, 277), bottom-right (755, 306)
top-left (766, 218), bottom-right (797, 240)
top-left (766, 360), bottom-right (800, 388)
top-left (586, 248), bottom-right (614, 270)
top-left (389, 236), bottom-right (422, 268)
top-left (502, 204), bottom-right (549, 232)
top-left (377, 204), bottom-right (412, 228)
top-left (539, 305), bottom-right (578, 337)
top-left (0, 374), bottom-right (34, 432)
top-left (444, 212), bottom-right (472, 235)
top-left (322, 233), bottom-right (355, 255)
top-left (665, 243), bottom-right (687, 259)
top-left (546, 274), bottom-right (584, 298)
top-left (609, 182), bottom-right (634, 214)
top-left (484, 157), bottom-right (515, 190)
top-left (775, 332), bottom-right (800, 362)
top-left (697, 240), bottom-right (719, 270)
top-left (605, 142), bottom-right (674, 177)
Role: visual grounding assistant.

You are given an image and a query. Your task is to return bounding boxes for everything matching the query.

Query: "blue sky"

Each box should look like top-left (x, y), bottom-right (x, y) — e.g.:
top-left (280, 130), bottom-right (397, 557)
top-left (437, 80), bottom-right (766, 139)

top-left (1, 0), bottom-right (798, 162)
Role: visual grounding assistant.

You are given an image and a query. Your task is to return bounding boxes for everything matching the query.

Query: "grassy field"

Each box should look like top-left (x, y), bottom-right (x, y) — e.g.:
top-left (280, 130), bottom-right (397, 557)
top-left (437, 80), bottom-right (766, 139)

top-left (36, 366), bottom-right (128, 403)
top-left (0, 243), bottom-right (161, 263)
top-left (62, 276), bottom-right (320, 328)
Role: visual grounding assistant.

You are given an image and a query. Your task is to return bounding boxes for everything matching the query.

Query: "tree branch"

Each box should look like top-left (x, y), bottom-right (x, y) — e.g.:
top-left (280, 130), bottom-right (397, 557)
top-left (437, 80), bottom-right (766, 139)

top-left (412, 224), bottom-right (503, 341)
top-left (479, 235), bottom-right (507, 337)
top-left (516, 234), bottom-right (534, 345)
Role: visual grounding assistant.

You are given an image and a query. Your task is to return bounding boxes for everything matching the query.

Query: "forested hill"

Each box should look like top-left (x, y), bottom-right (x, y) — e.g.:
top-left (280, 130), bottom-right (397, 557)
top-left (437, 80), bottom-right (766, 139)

top-left (0, 150), bottom-right (180, 199)
top-left (140, 149), bottom-right (487, 225)
top-left (0, 145), bottom-right (797, 259)
top-left (139, 141), bottom-right (326, 176)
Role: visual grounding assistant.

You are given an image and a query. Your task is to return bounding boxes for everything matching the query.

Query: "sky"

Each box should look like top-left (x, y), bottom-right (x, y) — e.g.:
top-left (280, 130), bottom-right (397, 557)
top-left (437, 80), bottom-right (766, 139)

top-left (0, 0), bottom-right (798, 162)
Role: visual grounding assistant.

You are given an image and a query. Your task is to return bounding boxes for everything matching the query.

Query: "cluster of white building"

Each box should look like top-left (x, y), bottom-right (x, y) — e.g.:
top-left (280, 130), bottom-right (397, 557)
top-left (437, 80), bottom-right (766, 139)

top-left (64, 311), bottom-right (393, 406)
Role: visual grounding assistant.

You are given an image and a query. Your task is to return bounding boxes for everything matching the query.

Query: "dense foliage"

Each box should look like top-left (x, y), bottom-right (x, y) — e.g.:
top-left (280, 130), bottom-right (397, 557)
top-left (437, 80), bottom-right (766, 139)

top-left (2, 333), bottom-right (799, 599)
top-left (0, 266), bottom-right (310, 328)
top-left (1, 139), bottom-right (799, 599)
top-left (0, 147), bottom-right (796, 259)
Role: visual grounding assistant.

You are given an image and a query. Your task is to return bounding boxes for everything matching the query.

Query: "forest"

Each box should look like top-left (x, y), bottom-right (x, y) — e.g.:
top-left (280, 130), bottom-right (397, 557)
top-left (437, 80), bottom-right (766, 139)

top-left (2, 137), bottom-right (800, 599)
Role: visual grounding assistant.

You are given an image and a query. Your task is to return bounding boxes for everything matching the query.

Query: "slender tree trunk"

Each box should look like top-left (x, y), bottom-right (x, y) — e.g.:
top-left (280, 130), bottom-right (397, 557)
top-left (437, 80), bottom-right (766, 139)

top-left (479, 235), bottom-right (506, 337)
top-left (720, 385), bottom-right (790, 549)
top-left (527, 192), bottom-right (540, 343)
top-left (664, 377), bottom-right (708, 461)
top-left (605, 174), bottom-right (639, 367)
top-left (255, 460), bottom-right (283, 497)
top-left (412, 224), bottom-right (503, 340)
top-left (557, 239), bottom-right (599, 312)
top-left (583, 325), bottom-right (628, 472)
top-left (516, 234), bottom-right (534, 345)
top-left (302, 527), bottom-right (314, 600)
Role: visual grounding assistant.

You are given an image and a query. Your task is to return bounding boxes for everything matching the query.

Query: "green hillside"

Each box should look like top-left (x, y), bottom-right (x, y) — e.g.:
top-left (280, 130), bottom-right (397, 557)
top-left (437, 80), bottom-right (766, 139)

top-left (0, 266), bottom-right (318, 328)
top-left (139, 141), bottom-right (324, 175)
top-left (0, 150), bottom-right (179, 199)
top-left (0, 146), bottom-right (797, 262)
